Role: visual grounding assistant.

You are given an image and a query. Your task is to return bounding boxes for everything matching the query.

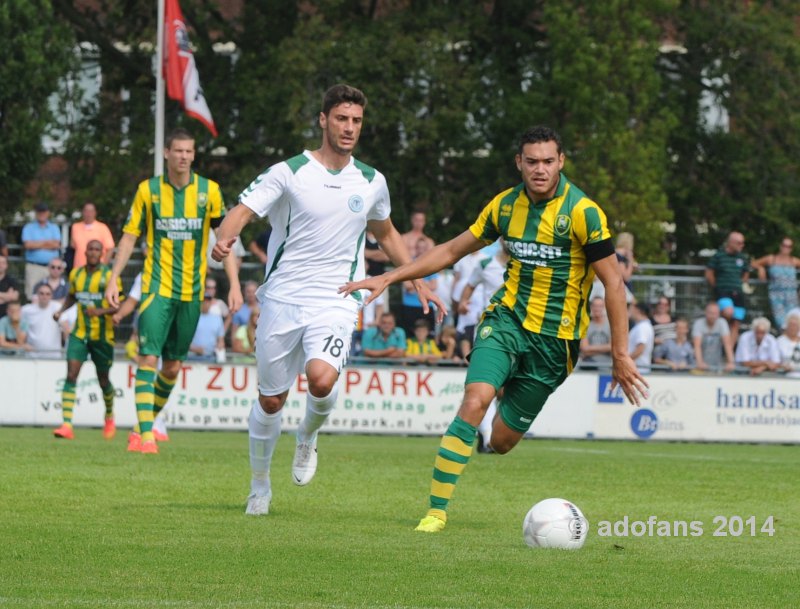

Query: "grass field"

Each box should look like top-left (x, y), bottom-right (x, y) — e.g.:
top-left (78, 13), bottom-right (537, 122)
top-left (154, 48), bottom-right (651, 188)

top-left (0, 427), bottom-right (797, 609)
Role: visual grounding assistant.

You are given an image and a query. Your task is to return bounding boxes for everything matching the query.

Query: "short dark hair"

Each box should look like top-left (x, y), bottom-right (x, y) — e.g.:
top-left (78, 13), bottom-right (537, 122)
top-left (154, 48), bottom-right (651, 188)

top-left (518, 126), bottom-right (563, 155)
top-left (322, 84), bottom-right (368, 116)
top-left (165, 127), bottom-right (194, 149)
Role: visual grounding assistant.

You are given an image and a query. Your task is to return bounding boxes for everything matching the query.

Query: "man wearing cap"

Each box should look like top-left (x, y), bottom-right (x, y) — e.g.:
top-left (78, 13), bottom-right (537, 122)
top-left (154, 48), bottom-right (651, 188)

top-left (22, 203), bottom-right (62, 300)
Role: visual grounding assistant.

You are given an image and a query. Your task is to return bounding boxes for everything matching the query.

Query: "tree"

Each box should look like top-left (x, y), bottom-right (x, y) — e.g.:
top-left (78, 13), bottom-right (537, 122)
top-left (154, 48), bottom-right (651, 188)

top-left (0, 0), bottom-right (75, 216)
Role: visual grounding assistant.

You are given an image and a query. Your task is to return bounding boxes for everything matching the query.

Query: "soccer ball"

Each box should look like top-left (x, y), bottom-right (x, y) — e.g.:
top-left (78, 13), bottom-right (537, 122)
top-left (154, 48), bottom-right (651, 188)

top-left (522, 498), bottom-right (589, 550)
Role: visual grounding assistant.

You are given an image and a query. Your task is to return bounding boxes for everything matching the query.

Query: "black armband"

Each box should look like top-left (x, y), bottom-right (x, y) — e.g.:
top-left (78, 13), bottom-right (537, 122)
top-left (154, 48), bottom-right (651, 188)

top-left (210, 217), bottom-right (223, 229)
top-left (583, 238), bottom-right (615, 264)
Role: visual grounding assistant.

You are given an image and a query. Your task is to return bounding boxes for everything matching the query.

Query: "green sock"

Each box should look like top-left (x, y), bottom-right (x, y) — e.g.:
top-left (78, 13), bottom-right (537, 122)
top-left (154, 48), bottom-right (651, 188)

top-left (134, 367), bottom-right (157, 442)
top-left (427, 416), bottom-right (476, 521)
top-left (61, 381), bottom-right (76, 426)
top-left (102, 384), bottom-right (115, 418)
top-left (152, 373), bottom-right (176, 417)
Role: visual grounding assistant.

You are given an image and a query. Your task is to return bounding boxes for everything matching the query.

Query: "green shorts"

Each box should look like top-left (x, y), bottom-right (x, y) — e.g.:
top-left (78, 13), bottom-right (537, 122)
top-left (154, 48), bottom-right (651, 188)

top-left (66, 334), bottom-right (115, 373)
top-left (465, 305), bottom-right (579, 433)
top-left (137, 294), bottom-right (201, 361)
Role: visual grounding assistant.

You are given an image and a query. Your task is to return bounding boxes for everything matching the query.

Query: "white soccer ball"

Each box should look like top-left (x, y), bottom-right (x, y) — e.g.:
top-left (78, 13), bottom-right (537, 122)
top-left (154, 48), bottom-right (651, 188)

top-left (522, 498), bottom-right (589, 550)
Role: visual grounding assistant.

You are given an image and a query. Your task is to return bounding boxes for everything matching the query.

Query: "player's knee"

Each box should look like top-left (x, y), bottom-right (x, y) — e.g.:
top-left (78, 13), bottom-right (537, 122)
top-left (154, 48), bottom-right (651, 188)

top-left (258, 393), bottom-right (286, 415)
top-left (306, 376), bottom-right (337, 398)
top-left (160, 360), bottom-right (182, 378)
top-left (489, 439), bottom-right (513, 455)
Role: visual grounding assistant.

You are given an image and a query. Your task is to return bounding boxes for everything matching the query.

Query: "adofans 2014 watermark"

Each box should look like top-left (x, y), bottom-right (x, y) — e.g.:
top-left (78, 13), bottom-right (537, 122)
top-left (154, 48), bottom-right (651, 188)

top-left (595, 515), bottom-right (776, 538)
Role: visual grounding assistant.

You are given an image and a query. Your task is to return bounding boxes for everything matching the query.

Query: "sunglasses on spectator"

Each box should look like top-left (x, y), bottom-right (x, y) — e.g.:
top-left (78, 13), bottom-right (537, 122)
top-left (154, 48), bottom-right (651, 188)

top-left (49, 264), bottom-right (64, 270)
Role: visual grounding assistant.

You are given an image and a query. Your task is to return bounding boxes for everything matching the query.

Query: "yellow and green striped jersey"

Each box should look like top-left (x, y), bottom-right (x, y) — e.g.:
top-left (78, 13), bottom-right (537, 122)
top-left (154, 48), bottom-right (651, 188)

top-left (123, 172), bottom-right (224, 302)
top-left (69, 264), bottom-right (122, 343)
top-left (469, 174), bottom-right (612, 340)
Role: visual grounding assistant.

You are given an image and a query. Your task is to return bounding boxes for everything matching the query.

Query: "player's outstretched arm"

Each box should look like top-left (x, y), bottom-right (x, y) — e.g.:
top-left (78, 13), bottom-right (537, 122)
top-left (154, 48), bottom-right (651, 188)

top-left (592, 253), bottom-right (649, 406)
top-left (106, 233), bottom-right (137, 308)
top-left (212, 204), bottom-right (255, 262)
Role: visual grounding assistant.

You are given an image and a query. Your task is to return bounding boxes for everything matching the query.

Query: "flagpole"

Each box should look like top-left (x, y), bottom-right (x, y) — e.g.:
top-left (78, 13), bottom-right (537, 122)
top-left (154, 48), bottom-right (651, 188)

top-left (154, 0), bottom-right (165, 176)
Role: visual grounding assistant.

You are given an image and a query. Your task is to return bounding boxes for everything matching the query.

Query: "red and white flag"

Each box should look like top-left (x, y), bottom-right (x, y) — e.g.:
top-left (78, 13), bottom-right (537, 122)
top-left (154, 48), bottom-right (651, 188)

top-left (163, 0), bottom-right (218, 136)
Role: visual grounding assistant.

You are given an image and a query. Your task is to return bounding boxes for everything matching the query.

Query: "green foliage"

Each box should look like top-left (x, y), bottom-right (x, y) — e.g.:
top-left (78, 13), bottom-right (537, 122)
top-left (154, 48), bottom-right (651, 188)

top-left (0, 0), bottom-right (75, 215)
top-left (1, 428), bottom-right (797, 608)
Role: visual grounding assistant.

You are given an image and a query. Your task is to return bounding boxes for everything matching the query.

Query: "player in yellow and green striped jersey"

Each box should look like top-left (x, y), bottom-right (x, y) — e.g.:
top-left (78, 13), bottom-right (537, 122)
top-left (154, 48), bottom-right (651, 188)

top-left (105, 127), bottom-right (242, 454)
top-left (340, 126), bottom-right (650, 532)
top-left (53, 240), bottom-right (122, 440)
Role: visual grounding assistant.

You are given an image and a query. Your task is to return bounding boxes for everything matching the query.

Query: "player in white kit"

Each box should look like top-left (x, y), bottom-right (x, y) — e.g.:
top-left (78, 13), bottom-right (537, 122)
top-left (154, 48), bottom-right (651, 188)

top-left (212, 84), bottom-right (443, 515)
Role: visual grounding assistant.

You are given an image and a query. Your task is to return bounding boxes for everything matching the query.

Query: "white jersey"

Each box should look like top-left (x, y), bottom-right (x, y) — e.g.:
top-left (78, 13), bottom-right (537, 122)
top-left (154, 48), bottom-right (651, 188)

top-left (239, 150), bottom-right (390, 311)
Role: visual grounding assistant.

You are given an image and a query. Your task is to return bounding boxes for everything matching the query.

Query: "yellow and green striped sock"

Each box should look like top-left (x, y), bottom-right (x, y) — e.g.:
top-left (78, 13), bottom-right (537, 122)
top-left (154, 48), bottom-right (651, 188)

top-left (61, 381), bottom-right (76, 426)
top-left (427, 416), bottom-right (476, 520)
top-left (134, 367), bottom-right (157, 442)
top-left (152, 373), bottom-right (176, 417)
top-left (102, 384), bottom-right (115, 418)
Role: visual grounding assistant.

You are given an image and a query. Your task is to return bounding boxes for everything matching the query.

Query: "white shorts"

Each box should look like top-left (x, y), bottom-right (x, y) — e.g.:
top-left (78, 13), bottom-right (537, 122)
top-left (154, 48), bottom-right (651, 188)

top-left (255, 298), bottom-right (356, 396)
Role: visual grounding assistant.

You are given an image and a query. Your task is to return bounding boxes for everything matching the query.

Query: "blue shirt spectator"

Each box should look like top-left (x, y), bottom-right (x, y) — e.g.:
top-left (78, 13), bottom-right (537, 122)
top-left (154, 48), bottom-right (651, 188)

top-left (188, 294), bottom-right (226, 360)
top-left (361, 312), bottom-right (406, 359)
top-left (22, 203), bottom-right (61, 300)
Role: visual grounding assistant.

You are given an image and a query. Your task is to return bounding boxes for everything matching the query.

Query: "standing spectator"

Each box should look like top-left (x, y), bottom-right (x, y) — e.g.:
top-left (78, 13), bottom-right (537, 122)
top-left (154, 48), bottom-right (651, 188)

top-left (653, 318), bottom-right (695, 371)
top-left (651, 295), bottom-right (676, 345)
top-left (400, 237), bottom-right (438, 334)
top-left (692, 301), bottom-right (736, 372)
top-left (628, 301), bottom-right (655, 373)
top-left (406, 318), bottom-right (442, 364)
top-left (69, 201), bottom-right (115, 269)
top-left (615, 232), bottom-right (638, 294)
top-left (750, 236), bottom-right (800, 330)
top-left (364, 230), bottom-right (389, 277)
top-left (204, 277), bottom-right (231, 334)
top-left (0, 301), bottom-right (29, 354)
top-left (188, 290), bottom-right (226, 361)
top-left (207, 225), bottom-right (246, 289)
top-left (401, 209), bottom-right (435, 255)
top-left (33, 258), bottom-right (68, 303)
top-left (0, 254), bottom-right (21, 319)
top-left (735, 317), bottom-right (781, 376)
top-left (22, 202), bottom-right (61, 300)
top-left (247, 226), bottom-right (272, 267)
top-left (361, 312), bottom-right (406, 359)
top-left (705, 231), bottom-right (750, 346)
top-left (21, 283), bottom-right (64, 358)
top-left (450, 249), bottom-right (483, 317)
top-left (777, 312), bottom-right (800, 377)
top-left (580, 296), bottom-right (612, 368)
top-left (51, 240), bottom-right (122, 440)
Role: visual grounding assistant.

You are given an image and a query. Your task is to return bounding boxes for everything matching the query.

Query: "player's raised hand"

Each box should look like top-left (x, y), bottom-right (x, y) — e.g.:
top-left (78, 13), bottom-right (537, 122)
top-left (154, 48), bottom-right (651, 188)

top-left (412, 279), bottom-right (448, 323)
top-left (211, 237), bottom-right (236, 262)
top-left (610, 354), bottom-right (649, 406)
top-left (338, 275), bottom-right (389, 305)
top-left (105, 281), bottom-right (120, 308)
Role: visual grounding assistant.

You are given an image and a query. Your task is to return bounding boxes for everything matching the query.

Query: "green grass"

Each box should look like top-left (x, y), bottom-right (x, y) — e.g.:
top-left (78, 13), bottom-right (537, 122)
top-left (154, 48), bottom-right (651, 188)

top-left (0, 427), bottom-right (797, 609)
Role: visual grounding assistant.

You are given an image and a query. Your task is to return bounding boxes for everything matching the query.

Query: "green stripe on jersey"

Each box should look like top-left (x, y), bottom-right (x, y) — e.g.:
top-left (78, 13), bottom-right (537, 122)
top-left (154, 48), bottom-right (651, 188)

top-left (285, 154), bottom-right (310, 174)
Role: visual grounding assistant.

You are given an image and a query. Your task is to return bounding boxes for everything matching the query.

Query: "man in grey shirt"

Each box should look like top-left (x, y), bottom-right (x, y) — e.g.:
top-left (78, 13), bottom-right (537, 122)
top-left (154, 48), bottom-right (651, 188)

top-left (692, 301), bottom-right (735, 372)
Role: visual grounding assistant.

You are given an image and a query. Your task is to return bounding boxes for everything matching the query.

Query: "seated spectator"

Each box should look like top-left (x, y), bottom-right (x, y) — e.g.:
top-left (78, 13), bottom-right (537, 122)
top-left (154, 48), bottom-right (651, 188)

top-left (187, 290), bottom-right (226, 361)
top-left (21, 283), bottom-right (64, 358)
top-left (361, 312), bottom-right (406, 359)
top-left (692, 301), bottom-right (736, 372)
top-left (653, 318), bottom-right (695, 371)
top-left (33, 258), bottom-right (68, 303)
top-left (0, 254), bottom-right (21, 319)
top-left (651, 295), bottom-right (676, 345)
top-left (406, 319), bottom-right (442, 364)
top-left (436, 325), bottom-right (462, 363)
top-left (735, 317), bottom-right (781, 376)
top-left (628, 301), bottom-right (654, 373)
top-left (580, 296), bottom-right (612, 368)
top-left (777, 312), bottom-right (800, 378)
top-left (232, 307), bottom-right (259, 357)
top-left (0, 301), bottom-right (30, 354)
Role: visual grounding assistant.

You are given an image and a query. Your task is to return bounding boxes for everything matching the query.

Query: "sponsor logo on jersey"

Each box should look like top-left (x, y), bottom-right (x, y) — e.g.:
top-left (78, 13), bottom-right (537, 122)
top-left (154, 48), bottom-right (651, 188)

top-left (480, 326), bottom-right (493, 339)
top-left (500, 203), bottom-right (513, 217)
top-left (505, 239), bottom-right (563, 265)
top-left (348, 195), bottom-right (364, 213)
top-left (198, 192), bottom-right (208, 208)
top-left (555, 214), bottom-right (571, 236)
